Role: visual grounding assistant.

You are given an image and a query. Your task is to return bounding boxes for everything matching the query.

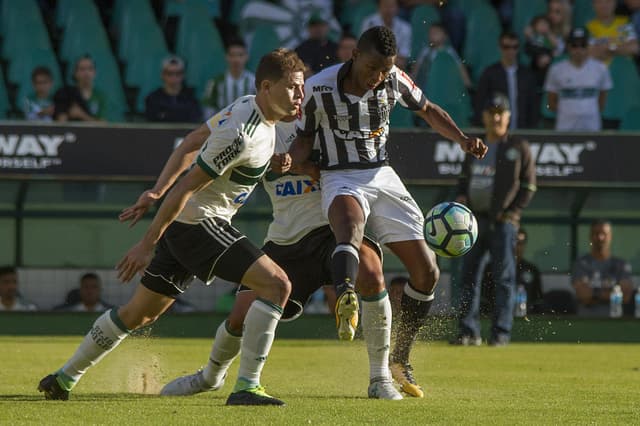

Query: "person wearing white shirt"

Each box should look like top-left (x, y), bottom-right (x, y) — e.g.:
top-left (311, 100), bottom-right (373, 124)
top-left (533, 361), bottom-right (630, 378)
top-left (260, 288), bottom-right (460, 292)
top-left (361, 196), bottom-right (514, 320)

top-left (360, 0), bottom-right (412, 69)
top-left (545, 27), bottom-right (613, 131)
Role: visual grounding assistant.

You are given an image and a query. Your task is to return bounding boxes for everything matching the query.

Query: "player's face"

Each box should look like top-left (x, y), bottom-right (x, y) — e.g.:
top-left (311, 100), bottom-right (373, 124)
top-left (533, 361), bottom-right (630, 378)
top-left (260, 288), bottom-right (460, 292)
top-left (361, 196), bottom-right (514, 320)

top-left (351, 49), bottom-right (395, 92)
top-left (590, 223), bottom-right (612, 251)
top-left (482, 109), bottom-right (510, 137)
top-left (267, 70), bottom-right (304, 119)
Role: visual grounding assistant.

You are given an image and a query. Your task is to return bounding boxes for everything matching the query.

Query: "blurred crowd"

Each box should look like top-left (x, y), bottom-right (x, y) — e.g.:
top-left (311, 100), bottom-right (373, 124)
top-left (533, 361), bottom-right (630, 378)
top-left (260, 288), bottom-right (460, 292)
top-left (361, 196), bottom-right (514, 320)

top-left (4, 0), bottom-right (638, 130)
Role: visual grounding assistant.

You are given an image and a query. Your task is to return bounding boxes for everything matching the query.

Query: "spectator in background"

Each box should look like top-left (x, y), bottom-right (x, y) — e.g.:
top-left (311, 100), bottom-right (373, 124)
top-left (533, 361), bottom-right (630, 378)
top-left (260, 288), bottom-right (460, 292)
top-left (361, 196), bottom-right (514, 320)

top-left (55, 273), bottom-right (112, 313)
top-left (474, 31), bottom-right (539, 129)
top-left (572, 219), bottom-right (634, 316)
top-left (412, 22), bottom-right (472, 89)
top-left (202, 40), bottom-right (255, 118)
top-left (54, 55), bottom-right (106, 122)
top-left (587, 0), bottom-right (639, 64)
top-left (544, 28), bottom-right (613, 131)
top-left (22, 66), bottom-right (55, 121)
top-left (0, 266), bottom-right (37, 311)
top-left (295, 13), bottom-right (339, 77)
top-left (453, 93), bottom-right (536, 347)
top-left (546, 0), bottom-right (573, 56)
top-left (360, 0), bottom-right (412, 69)
top-left (624, 0), bottom-right (640, 46)
top-left (145, 55), bottom-right (202, 123)
top-left (524, 15), bottom-right (561, 89)
top-left (336, 33), bottom-right (357, 62)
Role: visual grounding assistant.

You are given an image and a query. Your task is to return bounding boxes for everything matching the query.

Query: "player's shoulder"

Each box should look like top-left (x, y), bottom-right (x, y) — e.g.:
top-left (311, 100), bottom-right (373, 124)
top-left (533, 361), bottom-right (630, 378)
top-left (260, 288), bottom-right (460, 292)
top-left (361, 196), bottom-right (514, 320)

top-left (219, 95), bottom-right (258, 125)
top-left (306, 63), bottom-right (341, 91)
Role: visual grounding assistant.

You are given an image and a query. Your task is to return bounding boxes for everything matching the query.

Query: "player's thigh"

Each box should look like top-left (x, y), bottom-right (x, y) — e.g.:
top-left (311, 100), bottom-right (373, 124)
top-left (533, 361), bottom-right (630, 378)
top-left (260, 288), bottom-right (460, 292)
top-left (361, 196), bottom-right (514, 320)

top-left (321, 170), bottom-right (371, 244)
top-left (118, 284), bottom-right (175, 330)
top-left (368, 168), bottom-right (424, 245)
top-left (356, 237), bottom-right (385, 297)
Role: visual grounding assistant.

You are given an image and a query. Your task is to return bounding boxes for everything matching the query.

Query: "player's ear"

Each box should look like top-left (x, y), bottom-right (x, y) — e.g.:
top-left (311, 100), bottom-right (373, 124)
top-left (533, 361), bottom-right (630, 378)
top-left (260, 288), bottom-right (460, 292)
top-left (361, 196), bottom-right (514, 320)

top-left (259, 79), bottom-right (272, 93)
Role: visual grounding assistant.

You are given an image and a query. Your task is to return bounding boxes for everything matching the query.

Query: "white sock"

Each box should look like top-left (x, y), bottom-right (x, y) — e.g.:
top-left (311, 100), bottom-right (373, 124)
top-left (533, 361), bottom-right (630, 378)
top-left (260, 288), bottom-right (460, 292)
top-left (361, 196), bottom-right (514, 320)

top-left (234, 299), bottom-right (282, 390)
top-left (361, 291), bottom-right (392, 380)
top-left (202, 321), bottom-right (242, 386)
top-left (58, 309), bottom-right (129, 389)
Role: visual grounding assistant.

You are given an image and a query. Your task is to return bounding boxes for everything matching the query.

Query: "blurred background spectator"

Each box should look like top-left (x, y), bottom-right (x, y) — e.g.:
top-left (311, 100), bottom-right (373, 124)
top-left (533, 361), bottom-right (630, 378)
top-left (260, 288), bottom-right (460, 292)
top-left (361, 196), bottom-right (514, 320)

top-left (524, 15), bottom-right (561, 89)
top-left (474, 31), bottom-right (539, 129)
top-left (54, 55), bottom-right (106, 122)
top-left (587, 0), bottom-right (639, 65)
top-left (412, 22), bottom-right (471, 89)
top-left (54, 272), bottom-right (113, 313)
top-left (360, 0), bottom-right (412, 69)
top-left (145, 55), bottom-right (201, 123)
top-left (571, 219), bottom-right (635, 316)
top-left (0, 266), bottom-right (37, 312)
top-left (336, 33), bottom-right (357, 62)
top-left (295, 13), bottom-right (339, 77)
top-left (202, 39), bottom-right (255, 118)
top-left (546, 0), bottom-right (573, 56)
top-left (544, 27), bottom-right (612, 131)
top-left (21, 66), bottom-right (55, 121)
top-left (515, 228), bottom-right (546, 314)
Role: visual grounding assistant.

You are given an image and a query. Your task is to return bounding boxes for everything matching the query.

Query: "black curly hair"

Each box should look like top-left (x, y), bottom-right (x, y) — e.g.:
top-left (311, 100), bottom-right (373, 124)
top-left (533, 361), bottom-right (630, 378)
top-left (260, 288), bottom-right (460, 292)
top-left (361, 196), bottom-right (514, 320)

top-left (357, 26), bottom-right (397, 57)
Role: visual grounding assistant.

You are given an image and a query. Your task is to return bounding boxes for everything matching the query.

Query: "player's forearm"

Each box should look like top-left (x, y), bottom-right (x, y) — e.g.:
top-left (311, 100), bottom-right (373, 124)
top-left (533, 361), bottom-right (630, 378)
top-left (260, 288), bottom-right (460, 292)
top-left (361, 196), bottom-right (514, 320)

top-left (291, 160), bottom-right (320, 180)
top-left (141, 185), bottom-right (194, 246)
top-left (288, 134), bottom-right (314, 166)
top-left (152, 126), bottom-right (210, 196)
top-left (420, 102), bottom-right (467, 145)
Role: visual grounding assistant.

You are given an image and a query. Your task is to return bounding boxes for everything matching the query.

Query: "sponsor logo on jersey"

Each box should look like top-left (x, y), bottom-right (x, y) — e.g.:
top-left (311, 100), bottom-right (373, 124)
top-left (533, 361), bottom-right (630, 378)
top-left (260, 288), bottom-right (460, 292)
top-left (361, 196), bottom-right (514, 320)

top-left (0, 132), bottom-right (76, 169)
top-left (331, 128), bottom-right (385, 140)
top-left (313, 85), bottom-right (333, 93)
top-left (233, 192), bottom-right (249, 204)
top-left (275, 179), bottom-right (320, 196)
top-left (212, 136), bottom-right (243, 170)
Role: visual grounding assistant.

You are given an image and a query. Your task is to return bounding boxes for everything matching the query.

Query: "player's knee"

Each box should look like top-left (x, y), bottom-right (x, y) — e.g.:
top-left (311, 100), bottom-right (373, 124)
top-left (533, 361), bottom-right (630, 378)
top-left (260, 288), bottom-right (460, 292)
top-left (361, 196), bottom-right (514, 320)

top-left (356, 263), bottom-right (385, 296)
top-left (268, 268), bottom-right (291, 304)
top-left (411, 263), bottom-right (440, 291)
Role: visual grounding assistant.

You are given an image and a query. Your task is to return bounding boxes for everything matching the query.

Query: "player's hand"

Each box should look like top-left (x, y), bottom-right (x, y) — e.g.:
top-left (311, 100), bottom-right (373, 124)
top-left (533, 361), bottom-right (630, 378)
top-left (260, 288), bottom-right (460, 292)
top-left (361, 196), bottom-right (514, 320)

top-left (459, 136), bottom-right (488, 159)
top-left (119, 190), bottom-right (162, 228)
top-left (271, 153), bottom-right (292, 174)
top-left (116, 241), bottom-right (155, 283)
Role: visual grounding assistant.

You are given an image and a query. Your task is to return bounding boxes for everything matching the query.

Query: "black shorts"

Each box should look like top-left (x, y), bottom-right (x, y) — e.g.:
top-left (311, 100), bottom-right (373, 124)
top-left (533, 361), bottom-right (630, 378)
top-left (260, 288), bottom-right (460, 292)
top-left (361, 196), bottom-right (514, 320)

top-left (238, 225), bottom-right (381, 320)
top-left (141, 217), bottom-right (264, 297)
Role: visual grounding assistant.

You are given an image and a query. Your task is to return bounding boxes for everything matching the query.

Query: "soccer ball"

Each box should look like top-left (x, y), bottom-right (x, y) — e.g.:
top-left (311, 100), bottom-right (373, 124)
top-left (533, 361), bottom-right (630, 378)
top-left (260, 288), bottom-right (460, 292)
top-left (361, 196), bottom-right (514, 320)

top-left (424, 202), bottom-right (478, 257)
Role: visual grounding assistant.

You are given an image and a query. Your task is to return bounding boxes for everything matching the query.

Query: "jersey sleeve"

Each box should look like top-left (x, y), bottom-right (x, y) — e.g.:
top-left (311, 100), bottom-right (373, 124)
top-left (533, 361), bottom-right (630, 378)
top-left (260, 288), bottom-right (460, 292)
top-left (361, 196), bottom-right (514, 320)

top-left (394, 68), bottom-right (427, 111)
top-left (197, 116), bottom-right (246, 179)
top-left (296, 88), bottom-right (321, 137)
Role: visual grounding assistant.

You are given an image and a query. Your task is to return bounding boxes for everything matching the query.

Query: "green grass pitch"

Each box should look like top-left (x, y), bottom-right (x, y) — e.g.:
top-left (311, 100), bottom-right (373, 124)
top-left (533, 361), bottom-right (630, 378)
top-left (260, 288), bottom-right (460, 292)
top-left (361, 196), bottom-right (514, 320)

top-left (1, 336), bottom-right (639, 425)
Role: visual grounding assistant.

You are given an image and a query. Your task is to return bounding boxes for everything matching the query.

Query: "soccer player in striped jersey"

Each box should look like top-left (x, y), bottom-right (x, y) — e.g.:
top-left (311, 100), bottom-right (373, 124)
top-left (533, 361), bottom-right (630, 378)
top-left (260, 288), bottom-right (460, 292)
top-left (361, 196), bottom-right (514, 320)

top-left (154, 117), bottom-right (402, 400)
top-left (37, 49), bottom-right (306, 406)
top-left (286, 26), bottom-right (488, 397)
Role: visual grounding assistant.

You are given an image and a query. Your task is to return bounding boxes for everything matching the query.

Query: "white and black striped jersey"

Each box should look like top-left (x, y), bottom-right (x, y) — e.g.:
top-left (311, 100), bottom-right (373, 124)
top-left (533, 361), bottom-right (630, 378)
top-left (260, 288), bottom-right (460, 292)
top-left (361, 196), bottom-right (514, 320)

top-left (296, 60), bottom-right (427, 170)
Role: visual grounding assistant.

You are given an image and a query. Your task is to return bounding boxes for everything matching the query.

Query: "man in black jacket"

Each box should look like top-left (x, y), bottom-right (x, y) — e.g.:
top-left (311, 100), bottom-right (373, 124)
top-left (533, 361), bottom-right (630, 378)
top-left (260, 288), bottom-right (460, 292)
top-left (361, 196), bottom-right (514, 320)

top-left (474, 31), bottom-right (539, 129)
top-left (453, 93), bottom-right (537, 346)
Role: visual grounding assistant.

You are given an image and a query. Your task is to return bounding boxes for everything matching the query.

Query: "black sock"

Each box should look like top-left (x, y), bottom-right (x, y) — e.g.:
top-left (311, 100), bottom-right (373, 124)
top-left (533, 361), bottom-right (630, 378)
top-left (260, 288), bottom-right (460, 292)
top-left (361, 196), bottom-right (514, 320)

top-left (391, 282), bottom-right (434, 365)
top-left (332, 243), bottom-right (359, 296)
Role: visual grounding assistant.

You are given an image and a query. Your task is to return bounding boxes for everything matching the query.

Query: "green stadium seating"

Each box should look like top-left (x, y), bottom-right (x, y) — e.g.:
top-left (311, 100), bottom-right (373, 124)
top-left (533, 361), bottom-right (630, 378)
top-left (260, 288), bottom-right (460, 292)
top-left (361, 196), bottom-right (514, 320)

top-left (390, 106), bottom-right (415, 128)
top-left (573, 0), bottom-right (595, 28)
top-left (247, 25), bottom-right (281, 73)
top-left (229, 0), bottom-right (250, 25)
top-left (424, 51), bottom-right (472, 127)
top-left (0, 0), bottom-right (41, 36)
top-left (1, 14), bottom-right (52, 61)
top-left (0, 67), bottom-right (10, 118)
top-left (125, 48), bottom-right (170, 89)
top-left (118, 14), bottom-right (167, 64)
top-left (59, 16), bottom-right (111, 63)
top-left (620, 105), bottom-right (640, 131)
top-left (346, 0), bottom-right (377, 34)
top-left (410, 5), bottom-right (440, 60)
top-left (462, 2), bottom-right (501, 84)
top-left (602, 56), bottom-right (640, 122)
top-left (164, 0), bottom-right (220, 20)
top-left (56, 0), bottom-right (101, 29)
top-left (512, 0), bottom-right (546, 37)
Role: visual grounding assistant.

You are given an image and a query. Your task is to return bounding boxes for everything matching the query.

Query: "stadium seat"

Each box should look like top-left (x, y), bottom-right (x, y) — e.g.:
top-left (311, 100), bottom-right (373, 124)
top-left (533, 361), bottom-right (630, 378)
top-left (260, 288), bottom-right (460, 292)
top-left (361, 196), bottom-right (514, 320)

top-left (346, 0), bottom-right (377, 34)
top-left (0, 68), bottom-right (10, 118)
top-left (424, 51), bottom-right (472, 127)
top-left (1, 17), bottom-right (52, 61)
top-left (247, 25), bottom-right (281, 73)
top-left (602, 56), bottom-right (640, 122)
top-left (59, 16), bottom-right (111, 63)
top-left (620, 105), bottom-right (640, 131)
top-left (512, 0), bottom-right (546, 37)
top-left (462, 3), bottom-right (501, 84)
top-left (118, 14), bottom-right (167, 64)
top-left (389, 106), bottom-right (415, 128)
top-left (164, 0), bottom-right (220, 20)
top-left (229, 0), bottom-right (250, 25)
top-left (410, 4), bottom-right (440, 60)
top-left (56, 0), bottom-right (101, 30)
top-left (125, 49), bottom-right (170, 89)
top-left (573, 0), bottom-right (595, 28)
top-left (0, 0), bottom-right (41, 37)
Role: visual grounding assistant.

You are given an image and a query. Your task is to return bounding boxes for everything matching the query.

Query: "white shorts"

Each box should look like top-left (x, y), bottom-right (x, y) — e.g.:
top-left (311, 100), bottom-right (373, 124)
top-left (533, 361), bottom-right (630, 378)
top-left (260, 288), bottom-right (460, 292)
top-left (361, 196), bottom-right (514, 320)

top-left (320, 166), bottom-right (425, 245)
